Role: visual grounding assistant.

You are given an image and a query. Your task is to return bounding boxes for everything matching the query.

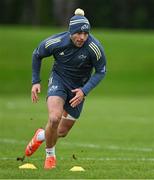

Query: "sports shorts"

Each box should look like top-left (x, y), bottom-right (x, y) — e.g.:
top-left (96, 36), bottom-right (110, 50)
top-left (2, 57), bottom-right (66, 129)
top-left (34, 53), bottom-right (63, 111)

top-left (47, 72), bottom-right (84, 119)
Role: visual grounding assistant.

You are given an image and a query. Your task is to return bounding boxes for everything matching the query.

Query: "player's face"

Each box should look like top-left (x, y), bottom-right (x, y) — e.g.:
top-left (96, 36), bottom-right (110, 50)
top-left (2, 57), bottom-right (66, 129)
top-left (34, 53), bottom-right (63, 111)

top-left (70, 32), bottom-right (88, 47)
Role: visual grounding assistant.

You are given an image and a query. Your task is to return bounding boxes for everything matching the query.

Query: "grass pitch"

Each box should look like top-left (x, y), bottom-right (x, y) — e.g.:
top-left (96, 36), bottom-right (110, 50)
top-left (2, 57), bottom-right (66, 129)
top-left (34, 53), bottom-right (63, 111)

top-left (0, 95), bottom-right (154, 179)
top-left (0, 26), bottom-right (154, 178)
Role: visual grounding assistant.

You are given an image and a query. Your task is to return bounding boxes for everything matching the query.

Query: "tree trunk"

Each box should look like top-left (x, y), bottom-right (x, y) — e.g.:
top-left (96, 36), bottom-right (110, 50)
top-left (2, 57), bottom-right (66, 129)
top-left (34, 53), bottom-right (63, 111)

top-left (53, 0), bottom-right (79, 26)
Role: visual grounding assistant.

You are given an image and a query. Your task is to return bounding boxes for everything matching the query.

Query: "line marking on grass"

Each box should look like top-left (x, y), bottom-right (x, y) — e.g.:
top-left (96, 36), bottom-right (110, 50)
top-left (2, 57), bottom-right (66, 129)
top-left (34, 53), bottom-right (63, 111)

top-left (79, 157), bottom-right (154, 162)
top-left (1, 157), bottom-right (154, 162)
top-left (1, 138), bottom-right (154, 152)
top-left (61, 142), bottom-right (101, 149)
top-left (105, 145), bottom-right (154, 152)
top-left (0, 138), bottom-right (26, 144)
top-left (61, 142), bottom-right (154, 152)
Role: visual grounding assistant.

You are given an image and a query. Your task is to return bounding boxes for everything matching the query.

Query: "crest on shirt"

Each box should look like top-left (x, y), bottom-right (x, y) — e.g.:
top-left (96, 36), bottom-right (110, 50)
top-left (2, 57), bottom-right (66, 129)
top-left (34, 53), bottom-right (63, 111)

top-left (78, 54), bottom-right (87, 60)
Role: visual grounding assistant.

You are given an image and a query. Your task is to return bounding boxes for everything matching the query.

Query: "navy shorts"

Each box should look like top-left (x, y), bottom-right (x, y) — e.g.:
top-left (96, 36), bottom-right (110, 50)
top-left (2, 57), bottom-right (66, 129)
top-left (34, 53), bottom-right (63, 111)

top-left (47, 73), bottom-right (84, 119)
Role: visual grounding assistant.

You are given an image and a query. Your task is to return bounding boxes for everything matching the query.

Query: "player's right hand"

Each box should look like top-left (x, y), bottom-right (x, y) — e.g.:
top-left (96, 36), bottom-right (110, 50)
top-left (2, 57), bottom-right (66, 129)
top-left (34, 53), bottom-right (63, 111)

top-left (31, 83), bottom-right (41, 103)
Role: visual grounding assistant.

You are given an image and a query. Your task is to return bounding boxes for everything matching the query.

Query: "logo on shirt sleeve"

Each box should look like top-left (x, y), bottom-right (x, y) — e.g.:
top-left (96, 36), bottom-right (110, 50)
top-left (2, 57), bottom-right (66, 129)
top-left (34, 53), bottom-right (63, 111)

top-left (59, 52), bottom-right (64, 56)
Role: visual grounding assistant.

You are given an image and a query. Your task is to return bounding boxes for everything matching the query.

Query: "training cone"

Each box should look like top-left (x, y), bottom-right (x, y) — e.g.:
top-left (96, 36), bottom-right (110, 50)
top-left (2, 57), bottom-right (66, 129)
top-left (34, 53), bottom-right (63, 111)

top-left (70, 166), bottom-right (85, 171)
top-left (19, 163), bottom-right (37, 169)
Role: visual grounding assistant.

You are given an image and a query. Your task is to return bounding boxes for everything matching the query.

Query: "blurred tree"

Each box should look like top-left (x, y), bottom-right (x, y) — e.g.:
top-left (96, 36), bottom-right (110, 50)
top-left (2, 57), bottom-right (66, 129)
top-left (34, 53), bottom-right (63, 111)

top-left (0, 0), bottom-right (22, 24)
top-left (0, 0), bottom-right (53, 25)
top-left (19, 1), bottom-right (34, 24)
top-left (32, 0), bottom-right (53, 25)
top-left (53, 0), bottom-right (79, 26)
top-left (78, 0), bottom-right (113, 27)
top-left (112, 0), bottom-right (130, 28)
top-left (0, 0), bottom-right (153, 28)
top-left (19, 0), bottom-right (53, 25)
top-left (79, 0), bottom-right (154, 29)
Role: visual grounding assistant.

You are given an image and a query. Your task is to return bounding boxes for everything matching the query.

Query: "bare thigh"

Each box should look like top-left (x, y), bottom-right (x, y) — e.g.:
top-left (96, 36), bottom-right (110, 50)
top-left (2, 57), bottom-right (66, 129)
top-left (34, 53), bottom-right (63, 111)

top-left (47, 96), bottom-right (65, 119)
top-left (57, 111), bottom-right (76, 137)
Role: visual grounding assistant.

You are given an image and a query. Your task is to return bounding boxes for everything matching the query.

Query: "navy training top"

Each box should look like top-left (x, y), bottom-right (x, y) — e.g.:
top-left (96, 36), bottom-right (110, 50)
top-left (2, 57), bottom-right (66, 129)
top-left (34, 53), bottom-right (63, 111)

top-left (32, 31), bottom-right (106, 95)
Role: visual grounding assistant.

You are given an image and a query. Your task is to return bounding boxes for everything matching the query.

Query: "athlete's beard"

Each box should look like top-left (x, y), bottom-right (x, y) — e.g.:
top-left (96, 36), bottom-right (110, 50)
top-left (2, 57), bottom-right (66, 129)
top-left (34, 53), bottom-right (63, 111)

top-left (70, 33), bottom-right (88, 48)
top-left (74, 40), bottom-right (85, 47)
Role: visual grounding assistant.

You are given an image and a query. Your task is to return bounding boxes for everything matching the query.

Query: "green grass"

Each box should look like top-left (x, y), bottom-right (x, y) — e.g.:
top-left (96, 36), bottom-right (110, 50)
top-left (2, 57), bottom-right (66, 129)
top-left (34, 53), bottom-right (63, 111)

top-left (0, 95), bottom-right (154, 179)
top-left (0, 26), bottom-right (154, 178)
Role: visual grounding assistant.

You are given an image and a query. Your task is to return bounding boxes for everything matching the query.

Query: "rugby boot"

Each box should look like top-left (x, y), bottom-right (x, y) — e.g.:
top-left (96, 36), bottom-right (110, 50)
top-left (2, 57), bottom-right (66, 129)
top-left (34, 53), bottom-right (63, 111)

top-left (44, 156), bottom-right (56, 169)
top-left (25, 128), bottom-right (44, 156)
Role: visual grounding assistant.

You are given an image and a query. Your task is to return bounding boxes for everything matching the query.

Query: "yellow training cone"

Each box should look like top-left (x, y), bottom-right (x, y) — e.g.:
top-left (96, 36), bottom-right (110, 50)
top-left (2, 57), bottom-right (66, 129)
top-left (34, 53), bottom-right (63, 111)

top-left (70, 166), bottom-right (85, 171)
top-left (19, 163), bottom-right (37, 169)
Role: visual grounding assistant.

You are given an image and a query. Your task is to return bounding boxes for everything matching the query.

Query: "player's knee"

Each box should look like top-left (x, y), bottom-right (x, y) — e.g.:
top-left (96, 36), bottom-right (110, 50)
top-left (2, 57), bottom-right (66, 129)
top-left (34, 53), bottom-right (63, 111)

top-left (57, 128), bottom-right (68, 137)
top-left (48, 114), bottom-right (61, 128)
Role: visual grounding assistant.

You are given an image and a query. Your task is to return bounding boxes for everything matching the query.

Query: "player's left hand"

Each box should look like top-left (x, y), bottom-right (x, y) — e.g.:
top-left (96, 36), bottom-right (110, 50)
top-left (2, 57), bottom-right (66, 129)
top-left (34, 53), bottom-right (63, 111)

top-left (69, 88), bottom-right (85, 108)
